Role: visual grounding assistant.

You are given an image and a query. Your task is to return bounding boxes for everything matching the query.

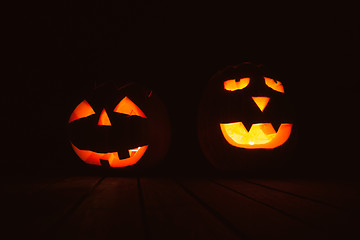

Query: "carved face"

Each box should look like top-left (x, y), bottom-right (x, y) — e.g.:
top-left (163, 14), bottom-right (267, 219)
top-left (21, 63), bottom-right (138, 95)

top-left (220, 76), bottom-right (292, 149)
top-left (198, 63), bottom-right (295, 170)
top-left (68, 82), bottom-right (170, 168)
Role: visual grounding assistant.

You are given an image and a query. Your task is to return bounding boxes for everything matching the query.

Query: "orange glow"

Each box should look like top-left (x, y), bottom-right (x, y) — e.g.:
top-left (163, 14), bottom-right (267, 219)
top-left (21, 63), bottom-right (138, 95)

top-left (114, 97), bottom-right (147, 118)
top-left (128, 147), bottom-right (141, 157)
top-left (220, 122), bottom-right (292, 149)
top-left (224, 78), bottom-right (250, 91)
top-left (264, 77), bottom-right (284, 93)
top-left (71, 143), bottom-right (148, 167)
top-left (69, 100), bottom-right (95, 123)
top-left (252, 97), bottom-right (270, 112)
top-left (98, 109), bottom-right (112, 126)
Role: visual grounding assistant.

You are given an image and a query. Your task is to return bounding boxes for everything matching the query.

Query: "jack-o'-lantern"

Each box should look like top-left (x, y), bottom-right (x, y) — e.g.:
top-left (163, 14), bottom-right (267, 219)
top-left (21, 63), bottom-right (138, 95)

top-left (68, 82), bottom-right (170, 169)
top-left (198, 63), bottom-right (296, 171)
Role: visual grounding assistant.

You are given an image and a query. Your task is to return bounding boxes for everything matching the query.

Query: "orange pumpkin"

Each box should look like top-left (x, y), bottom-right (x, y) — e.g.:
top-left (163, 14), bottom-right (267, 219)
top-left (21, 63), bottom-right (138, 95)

top-left (198, 63), bottom-right (296, 171)
top-left (68, 82), bottom-right (170, 169)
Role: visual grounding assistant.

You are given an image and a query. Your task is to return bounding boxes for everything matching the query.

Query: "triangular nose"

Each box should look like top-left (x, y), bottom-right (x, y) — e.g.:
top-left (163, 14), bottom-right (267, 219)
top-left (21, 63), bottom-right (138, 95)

top-left (98, 109), bottom-right (112, 126)
top-left (252, 97), bottom-right (270, 112)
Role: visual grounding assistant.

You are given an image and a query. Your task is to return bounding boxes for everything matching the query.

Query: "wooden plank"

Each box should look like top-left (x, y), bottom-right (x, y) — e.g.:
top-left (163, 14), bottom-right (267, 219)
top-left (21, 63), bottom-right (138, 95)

top-left (179, 178), bottom-right (324, 240)
top-left (2, 176), bottom-right (103, 238)
top-left (1, 175), bottom-right (65, 196)
top-left (54, 177), bottom-right (145, 240)
top-left (245, 178), bottom-right (360, 211)
top-left (140, 177), bottom-right (240, 240)
top-left (214, 178), bottom-right (359, 239)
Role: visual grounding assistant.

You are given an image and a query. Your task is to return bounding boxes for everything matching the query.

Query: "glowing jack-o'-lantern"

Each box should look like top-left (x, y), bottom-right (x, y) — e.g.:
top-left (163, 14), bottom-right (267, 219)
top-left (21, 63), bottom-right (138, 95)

top-left (68, 82), bottom-right (170, 169)
top-left (198, 63), bottom-right (295, 171)
top-left (220, 77), bottom-right (292, 149)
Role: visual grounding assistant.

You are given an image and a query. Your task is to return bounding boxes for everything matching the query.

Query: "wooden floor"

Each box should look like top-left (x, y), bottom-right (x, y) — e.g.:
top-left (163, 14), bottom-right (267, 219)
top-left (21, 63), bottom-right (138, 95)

top-left (2, 174), bottom-right (360, 240)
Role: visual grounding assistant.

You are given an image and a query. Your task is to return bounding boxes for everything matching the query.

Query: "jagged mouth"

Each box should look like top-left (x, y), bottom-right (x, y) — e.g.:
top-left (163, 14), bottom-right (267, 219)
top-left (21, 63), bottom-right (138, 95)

top-left (220, 122), bottom-right (292, 149)
top-left (70, 143), bottom-right (148, 167)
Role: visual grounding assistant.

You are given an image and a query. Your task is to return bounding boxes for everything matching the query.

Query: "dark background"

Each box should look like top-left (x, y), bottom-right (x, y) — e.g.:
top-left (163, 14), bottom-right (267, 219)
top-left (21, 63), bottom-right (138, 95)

top-left (4, 1), bottom-right (359, 176)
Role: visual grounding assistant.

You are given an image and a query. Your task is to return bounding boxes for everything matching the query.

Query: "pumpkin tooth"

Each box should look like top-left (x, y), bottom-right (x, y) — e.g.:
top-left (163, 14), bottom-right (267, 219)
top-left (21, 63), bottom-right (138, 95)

top-left (100, 159), bottom-right (110, 167)
top-left (271, 121), bottom-right (281, 133)
top-left (242, 121), bottom-right (252, 132)
top-left (128, 147), bottom-right (141, 157)
top-left (116, 150), bottom-right (130, 159)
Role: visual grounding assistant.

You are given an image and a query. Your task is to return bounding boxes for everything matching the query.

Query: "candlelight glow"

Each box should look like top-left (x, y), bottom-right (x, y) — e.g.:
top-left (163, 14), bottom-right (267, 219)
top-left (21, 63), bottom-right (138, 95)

top-left (114, 97), bottom-right (147, 118)
top-left (252, 97), bottom-right (270, 112)
top-left (98, 109), bottom-right (112, 126)
top-left (71, 143), bottom-right (148, 167)
top-left (220, 122), bottom-right (292, 149)
top-left (68, 100), bottom-right (95, 123)
top-left (264, 77), bottom-right (284, 93)
top-left (224, 78), bottom-right (250, 91)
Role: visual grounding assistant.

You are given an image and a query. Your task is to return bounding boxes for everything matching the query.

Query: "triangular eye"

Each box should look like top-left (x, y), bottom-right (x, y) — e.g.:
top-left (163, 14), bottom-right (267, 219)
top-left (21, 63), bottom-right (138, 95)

top-left (113, 97), bottom-right (147, 118)
top-left (264, 77), bottom-right (284, 93)
top-left (69, 100), bottom-right (95, 123)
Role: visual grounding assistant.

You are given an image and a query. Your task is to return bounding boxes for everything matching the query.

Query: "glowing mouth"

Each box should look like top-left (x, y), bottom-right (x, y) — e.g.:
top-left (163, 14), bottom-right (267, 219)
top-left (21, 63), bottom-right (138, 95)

top-left (220, 122), bottom-right (292, 149)
top-left (70, 143), bottom-right (148, 167)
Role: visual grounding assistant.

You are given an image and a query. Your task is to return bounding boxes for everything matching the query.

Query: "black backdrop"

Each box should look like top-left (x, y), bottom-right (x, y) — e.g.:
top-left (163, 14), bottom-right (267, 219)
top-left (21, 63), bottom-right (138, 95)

top-left (4, 1), bottom-right (359, 176)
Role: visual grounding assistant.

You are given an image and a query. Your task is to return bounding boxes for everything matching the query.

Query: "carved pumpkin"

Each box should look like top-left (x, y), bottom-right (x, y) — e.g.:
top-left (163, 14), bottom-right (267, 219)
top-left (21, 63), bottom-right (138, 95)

top-left (198, 63), bottom-right (295, 171)
top-left (68, 82), bottom-right (170, 168)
